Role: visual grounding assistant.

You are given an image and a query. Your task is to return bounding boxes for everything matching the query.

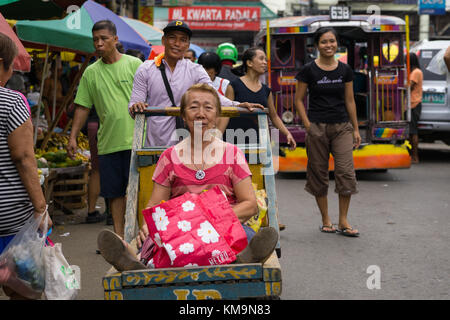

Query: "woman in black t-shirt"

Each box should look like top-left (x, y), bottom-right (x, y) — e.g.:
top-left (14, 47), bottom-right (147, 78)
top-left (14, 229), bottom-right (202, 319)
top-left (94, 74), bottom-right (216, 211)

top-left (222, 47), bottom-right (296, 149)
top-left (294, 28), bottom-right (361, 237)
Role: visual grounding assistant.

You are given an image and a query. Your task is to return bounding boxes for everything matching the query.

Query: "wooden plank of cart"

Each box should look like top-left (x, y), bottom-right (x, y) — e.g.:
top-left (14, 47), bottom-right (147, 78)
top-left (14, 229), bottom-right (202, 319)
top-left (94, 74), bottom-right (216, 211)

top-left (103, 106), bottom-right (282, 300)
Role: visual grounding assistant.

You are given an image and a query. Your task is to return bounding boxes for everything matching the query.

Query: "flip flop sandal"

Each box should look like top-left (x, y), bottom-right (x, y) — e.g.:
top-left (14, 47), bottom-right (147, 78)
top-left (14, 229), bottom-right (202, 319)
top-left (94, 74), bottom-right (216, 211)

top-left (97, 229), bottom-right (146, 272)
top-left (319, 225), bottom-right (336, 233)
top-left (235, 227), bottom-right (278, 264)
top-left (337, 227), bottom-right (360, 237)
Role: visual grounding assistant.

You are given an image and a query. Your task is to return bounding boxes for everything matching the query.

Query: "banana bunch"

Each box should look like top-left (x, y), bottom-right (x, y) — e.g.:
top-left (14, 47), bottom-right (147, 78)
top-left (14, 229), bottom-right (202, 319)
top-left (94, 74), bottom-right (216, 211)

top-left (46, 132), bottom-right (69, 148)
top-left (77, 133), bottom-right (89, 151)
top-left (39, 132), bottom-right (89, 151)
top-left (35, 147), bottom-right (58, 158)
top-left (35, 132), bottom-right (90, 166)
top-left (75, 152), bottom-right (89, 162)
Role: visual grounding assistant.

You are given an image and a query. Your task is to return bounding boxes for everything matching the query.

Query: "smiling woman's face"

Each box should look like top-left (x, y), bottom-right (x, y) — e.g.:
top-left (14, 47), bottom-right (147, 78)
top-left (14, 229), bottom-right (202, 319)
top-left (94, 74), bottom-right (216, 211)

top-left (316, 31), bottom-right (338, 58)
top-left (182, 90), bottom-right (218, 136)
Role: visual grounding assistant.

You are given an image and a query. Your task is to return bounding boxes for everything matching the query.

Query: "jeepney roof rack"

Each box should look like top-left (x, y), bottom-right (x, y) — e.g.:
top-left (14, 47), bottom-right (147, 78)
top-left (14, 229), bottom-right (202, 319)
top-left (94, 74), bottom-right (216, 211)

top-left (258, 15), bottom-right (406, 38)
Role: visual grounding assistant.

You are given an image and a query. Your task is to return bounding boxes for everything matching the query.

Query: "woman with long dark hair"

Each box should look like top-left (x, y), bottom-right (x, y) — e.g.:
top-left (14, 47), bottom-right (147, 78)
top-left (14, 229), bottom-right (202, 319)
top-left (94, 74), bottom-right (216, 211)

top-left (223, 47), bottom-right (296, 149)
top-left (294, 27), bottom-right (361, 237)
top-left (408, 52), bottom-right (423, 163)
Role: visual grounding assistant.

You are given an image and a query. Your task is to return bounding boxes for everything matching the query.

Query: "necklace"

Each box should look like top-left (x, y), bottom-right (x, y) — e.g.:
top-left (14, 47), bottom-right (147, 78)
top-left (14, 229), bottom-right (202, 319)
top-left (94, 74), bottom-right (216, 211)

top-left (189, 139), bottom-right (219, 180)
top-left (192, 163), bottom-right (206, 180)
top-left (191, 148), bottom-right (206, 180)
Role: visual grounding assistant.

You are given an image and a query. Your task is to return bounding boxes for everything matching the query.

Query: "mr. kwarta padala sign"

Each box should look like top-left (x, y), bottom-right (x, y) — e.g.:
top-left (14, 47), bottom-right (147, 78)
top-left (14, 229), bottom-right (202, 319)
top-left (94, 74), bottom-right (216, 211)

top-left (169, 6), bottom-right (260, 31)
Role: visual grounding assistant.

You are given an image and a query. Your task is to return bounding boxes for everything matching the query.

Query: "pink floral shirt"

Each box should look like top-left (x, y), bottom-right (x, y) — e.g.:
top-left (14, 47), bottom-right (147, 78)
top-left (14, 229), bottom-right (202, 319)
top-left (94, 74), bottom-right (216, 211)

top-left (152, 142), bottom-right (252, 204)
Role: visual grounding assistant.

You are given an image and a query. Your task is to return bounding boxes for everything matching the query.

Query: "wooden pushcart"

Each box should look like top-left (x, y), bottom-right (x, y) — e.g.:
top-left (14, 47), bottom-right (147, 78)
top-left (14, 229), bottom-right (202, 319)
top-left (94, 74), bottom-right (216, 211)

top-left (103, 107), bottom-right (282, 300)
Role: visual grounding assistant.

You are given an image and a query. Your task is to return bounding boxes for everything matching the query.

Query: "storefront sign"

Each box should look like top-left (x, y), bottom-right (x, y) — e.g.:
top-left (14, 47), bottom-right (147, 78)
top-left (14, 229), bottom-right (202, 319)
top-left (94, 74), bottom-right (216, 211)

top-left (169, 6), bottom-right (261, 31)
top-left (419, 0), bottom-right (446, 15)
top-left (139, 5), bottom-right (154, 25)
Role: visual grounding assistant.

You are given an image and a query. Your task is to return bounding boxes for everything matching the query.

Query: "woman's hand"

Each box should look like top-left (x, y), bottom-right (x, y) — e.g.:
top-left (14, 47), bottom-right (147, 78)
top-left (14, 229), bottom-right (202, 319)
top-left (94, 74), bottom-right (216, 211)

top-left (66, 136), bottom-right (78, 160)
top-left (303, 120), bottom-right (311, 132)
top-left (353, 130), bottom-right (362, 149)
top-left (136, 224), bottom-right (149, 249)
top-left (237, 102), bottom-right (265, 112)
top-left (34, 206), bottom-right (53, 233)
top-left (286, 132), bottom-right (297, 150)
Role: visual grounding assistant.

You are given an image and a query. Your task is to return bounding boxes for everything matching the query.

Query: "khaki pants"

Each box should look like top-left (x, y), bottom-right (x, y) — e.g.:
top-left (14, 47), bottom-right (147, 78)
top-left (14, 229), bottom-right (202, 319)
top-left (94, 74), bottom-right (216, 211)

top-left (305, 122), bottom-right (358, 197)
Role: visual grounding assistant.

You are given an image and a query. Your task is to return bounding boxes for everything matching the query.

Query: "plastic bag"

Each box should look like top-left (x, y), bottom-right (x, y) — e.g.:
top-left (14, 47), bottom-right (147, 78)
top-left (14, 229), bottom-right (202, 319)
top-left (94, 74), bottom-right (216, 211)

top-left (245, 185), bottom-right (268, 233)
top-left (142, 186), bottom-right (247, 268)
top-left (0, 213), bottom-right (48, 299)
top-left (426, 48), bottom-right (448, 75)
top-left (43, 243), bottom-right (80, 300)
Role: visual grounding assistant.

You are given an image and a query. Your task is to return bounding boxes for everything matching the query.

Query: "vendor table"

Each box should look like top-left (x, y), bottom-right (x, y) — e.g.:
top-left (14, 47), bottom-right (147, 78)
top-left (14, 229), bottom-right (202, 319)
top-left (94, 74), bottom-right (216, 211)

top-left (50, 164), bottom-right (89, 215)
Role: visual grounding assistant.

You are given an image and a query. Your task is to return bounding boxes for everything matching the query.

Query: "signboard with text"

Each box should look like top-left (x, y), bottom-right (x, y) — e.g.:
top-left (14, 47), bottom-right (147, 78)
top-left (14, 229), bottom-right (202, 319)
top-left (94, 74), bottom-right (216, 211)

top-left (168, 6), bottom-right (261, 31)
top-left (419, 0), bottom-right (445, 15)
top-left (329, 5), bottom-right (351, 21)
top-left (139, 6), bottom-right (154, 25)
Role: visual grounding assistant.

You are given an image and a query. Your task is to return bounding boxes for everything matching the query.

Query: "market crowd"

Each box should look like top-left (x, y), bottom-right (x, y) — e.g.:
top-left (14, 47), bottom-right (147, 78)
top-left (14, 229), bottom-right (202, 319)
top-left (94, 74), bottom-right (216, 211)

top-left (0, 18), bottom-right (381, 299)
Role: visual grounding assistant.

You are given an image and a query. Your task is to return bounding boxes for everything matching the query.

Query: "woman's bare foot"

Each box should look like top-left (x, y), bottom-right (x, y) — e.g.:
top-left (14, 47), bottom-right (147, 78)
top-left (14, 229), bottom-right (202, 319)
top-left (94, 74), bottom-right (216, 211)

top-left (337, 224), bottom-right (360, 237)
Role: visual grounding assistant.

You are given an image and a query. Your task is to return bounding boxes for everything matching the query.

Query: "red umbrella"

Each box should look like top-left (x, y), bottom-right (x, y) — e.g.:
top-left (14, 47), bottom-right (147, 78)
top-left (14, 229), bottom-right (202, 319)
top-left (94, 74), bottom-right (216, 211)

top-left (0, 13), bottom-right (30, 72)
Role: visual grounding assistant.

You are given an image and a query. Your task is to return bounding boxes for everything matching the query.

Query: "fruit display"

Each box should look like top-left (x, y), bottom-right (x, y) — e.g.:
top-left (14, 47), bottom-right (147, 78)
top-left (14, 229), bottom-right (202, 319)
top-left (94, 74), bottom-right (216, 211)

top-left (37, 169), bottom-right (47, 185)
top-left (35, 132), bottom-right (90, 168)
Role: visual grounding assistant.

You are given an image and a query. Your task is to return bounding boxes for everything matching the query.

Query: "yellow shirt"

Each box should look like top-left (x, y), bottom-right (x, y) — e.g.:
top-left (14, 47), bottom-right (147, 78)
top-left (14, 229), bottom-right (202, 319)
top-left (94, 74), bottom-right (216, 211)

top-left (410, 68), bottom-right (423, 109)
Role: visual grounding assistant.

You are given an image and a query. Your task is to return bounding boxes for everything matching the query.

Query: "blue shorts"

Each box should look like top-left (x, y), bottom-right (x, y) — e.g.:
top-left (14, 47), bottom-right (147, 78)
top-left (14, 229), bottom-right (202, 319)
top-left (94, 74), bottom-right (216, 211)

top-left (98, 150), bottom-right (132, 199)
top-left (0, 235), bottom-right (15, 255)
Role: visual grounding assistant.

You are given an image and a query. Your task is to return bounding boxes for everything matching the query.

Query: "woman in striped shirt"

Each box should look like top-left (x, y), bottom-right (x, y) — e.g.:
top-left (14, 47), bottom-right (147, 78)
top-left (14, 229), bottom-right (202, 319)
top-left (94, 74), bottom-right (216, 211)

top-left (0, 33), bottom-right (52, 298)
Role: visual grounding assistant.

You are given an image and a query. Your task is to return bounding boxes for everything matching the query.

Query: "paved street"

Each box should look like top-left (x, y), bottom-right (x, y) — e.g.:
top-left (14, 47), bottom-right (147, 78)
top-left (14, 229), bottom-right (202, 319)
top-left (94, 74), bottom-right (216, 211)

top-left (278, 142), bottom-right (450, 300)
top-left (2, 142), bottom-right (449, 300)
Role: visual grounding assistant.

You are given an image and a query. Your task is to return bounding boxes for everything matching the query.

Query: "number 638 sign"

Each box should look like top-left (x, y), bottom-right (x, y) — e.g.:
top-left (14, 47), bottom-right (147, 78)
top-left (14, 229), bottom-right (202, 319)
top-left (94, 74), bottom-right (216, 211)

top-left (330, 5), bottom-right (351, 21)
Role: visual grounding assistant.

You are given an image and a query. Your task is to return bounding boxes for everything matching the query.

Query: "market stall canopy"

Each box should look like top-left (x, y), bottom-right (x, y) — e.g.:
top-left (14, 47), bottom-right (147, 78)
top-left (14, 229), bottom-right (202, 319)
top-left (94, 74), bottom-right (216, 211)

top-left (7, 18), bottom-right (80, 65)
top-left (0, 12), bottom-right (30, 72)
top-left (15, 0), bottom-right (151, 57)
top-left (0, 0), bottom-right (19, 5)
top-left (120, 16), bottom-right (163, 46)
top-left (0, 0), bottom-right (86, 20)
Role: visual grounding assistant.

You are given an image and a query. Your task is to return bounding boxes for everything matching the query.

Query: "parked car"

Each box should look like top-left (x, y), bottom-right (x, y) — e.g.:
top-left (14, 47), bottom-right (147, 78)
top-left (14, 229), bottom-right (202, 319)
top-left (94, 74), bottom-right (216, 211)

top-left (411, 40), bottom-right (450, 145)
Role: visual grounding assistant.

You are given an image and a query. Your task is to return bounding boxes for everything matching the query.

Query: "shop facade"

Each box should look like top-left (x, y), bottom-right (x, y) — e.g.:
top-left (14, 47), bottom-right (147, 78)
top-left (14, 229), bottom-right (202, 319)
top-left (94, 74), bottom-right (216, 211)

top-left (152, 1), bottom-right (278, 56)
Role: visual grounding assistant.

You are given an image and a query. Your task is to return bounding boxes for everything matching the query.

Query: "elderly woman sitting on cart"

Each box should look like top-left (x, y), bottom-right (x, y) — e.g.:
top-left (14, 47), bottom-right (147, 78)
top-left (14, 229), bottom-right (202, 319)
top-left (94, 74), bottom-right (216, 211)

top-left (98, 83), bottom-right (278, 271)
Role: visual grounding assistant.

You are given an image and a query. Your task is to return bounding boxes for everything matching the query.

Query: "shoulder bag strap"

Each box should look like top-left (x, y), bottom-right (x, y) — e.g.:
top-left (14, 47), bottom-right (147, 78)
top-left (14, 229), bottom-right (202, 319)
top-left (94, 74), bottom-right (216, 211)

top-left (158, 62), bottom-right (176, 107)
top-left (158, 62), bottom-right (184, 130)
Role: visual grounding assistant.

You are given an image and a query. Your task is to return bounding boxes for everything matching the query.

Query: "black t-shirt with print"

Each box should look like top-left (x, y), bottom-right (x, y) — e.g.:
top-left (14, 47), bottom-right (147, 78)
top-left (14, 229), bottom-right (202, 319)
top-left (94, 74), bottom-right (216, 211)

top-left (295, 60), bottom-right (353, 123)
top-left (225, 78), bottom-right (271, 144)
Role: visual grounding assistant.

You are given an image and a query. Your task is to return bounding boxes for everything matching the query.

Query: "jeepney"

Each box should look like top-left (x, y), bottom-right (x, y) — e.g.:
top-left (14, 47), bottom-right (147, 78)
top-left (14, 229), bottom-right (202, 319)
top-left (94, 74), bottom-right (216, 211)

top-left (255, 13), bottom-right (412, 172)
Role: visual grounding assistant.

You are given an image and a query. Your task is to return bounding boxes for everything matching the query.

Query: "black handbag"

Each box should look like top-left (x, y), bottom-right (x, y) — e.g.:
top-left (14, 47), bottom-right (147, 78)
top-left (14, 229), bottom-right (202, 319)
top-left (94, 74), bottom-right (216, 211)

top-left (158, 62), bottom-right (185, 129)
